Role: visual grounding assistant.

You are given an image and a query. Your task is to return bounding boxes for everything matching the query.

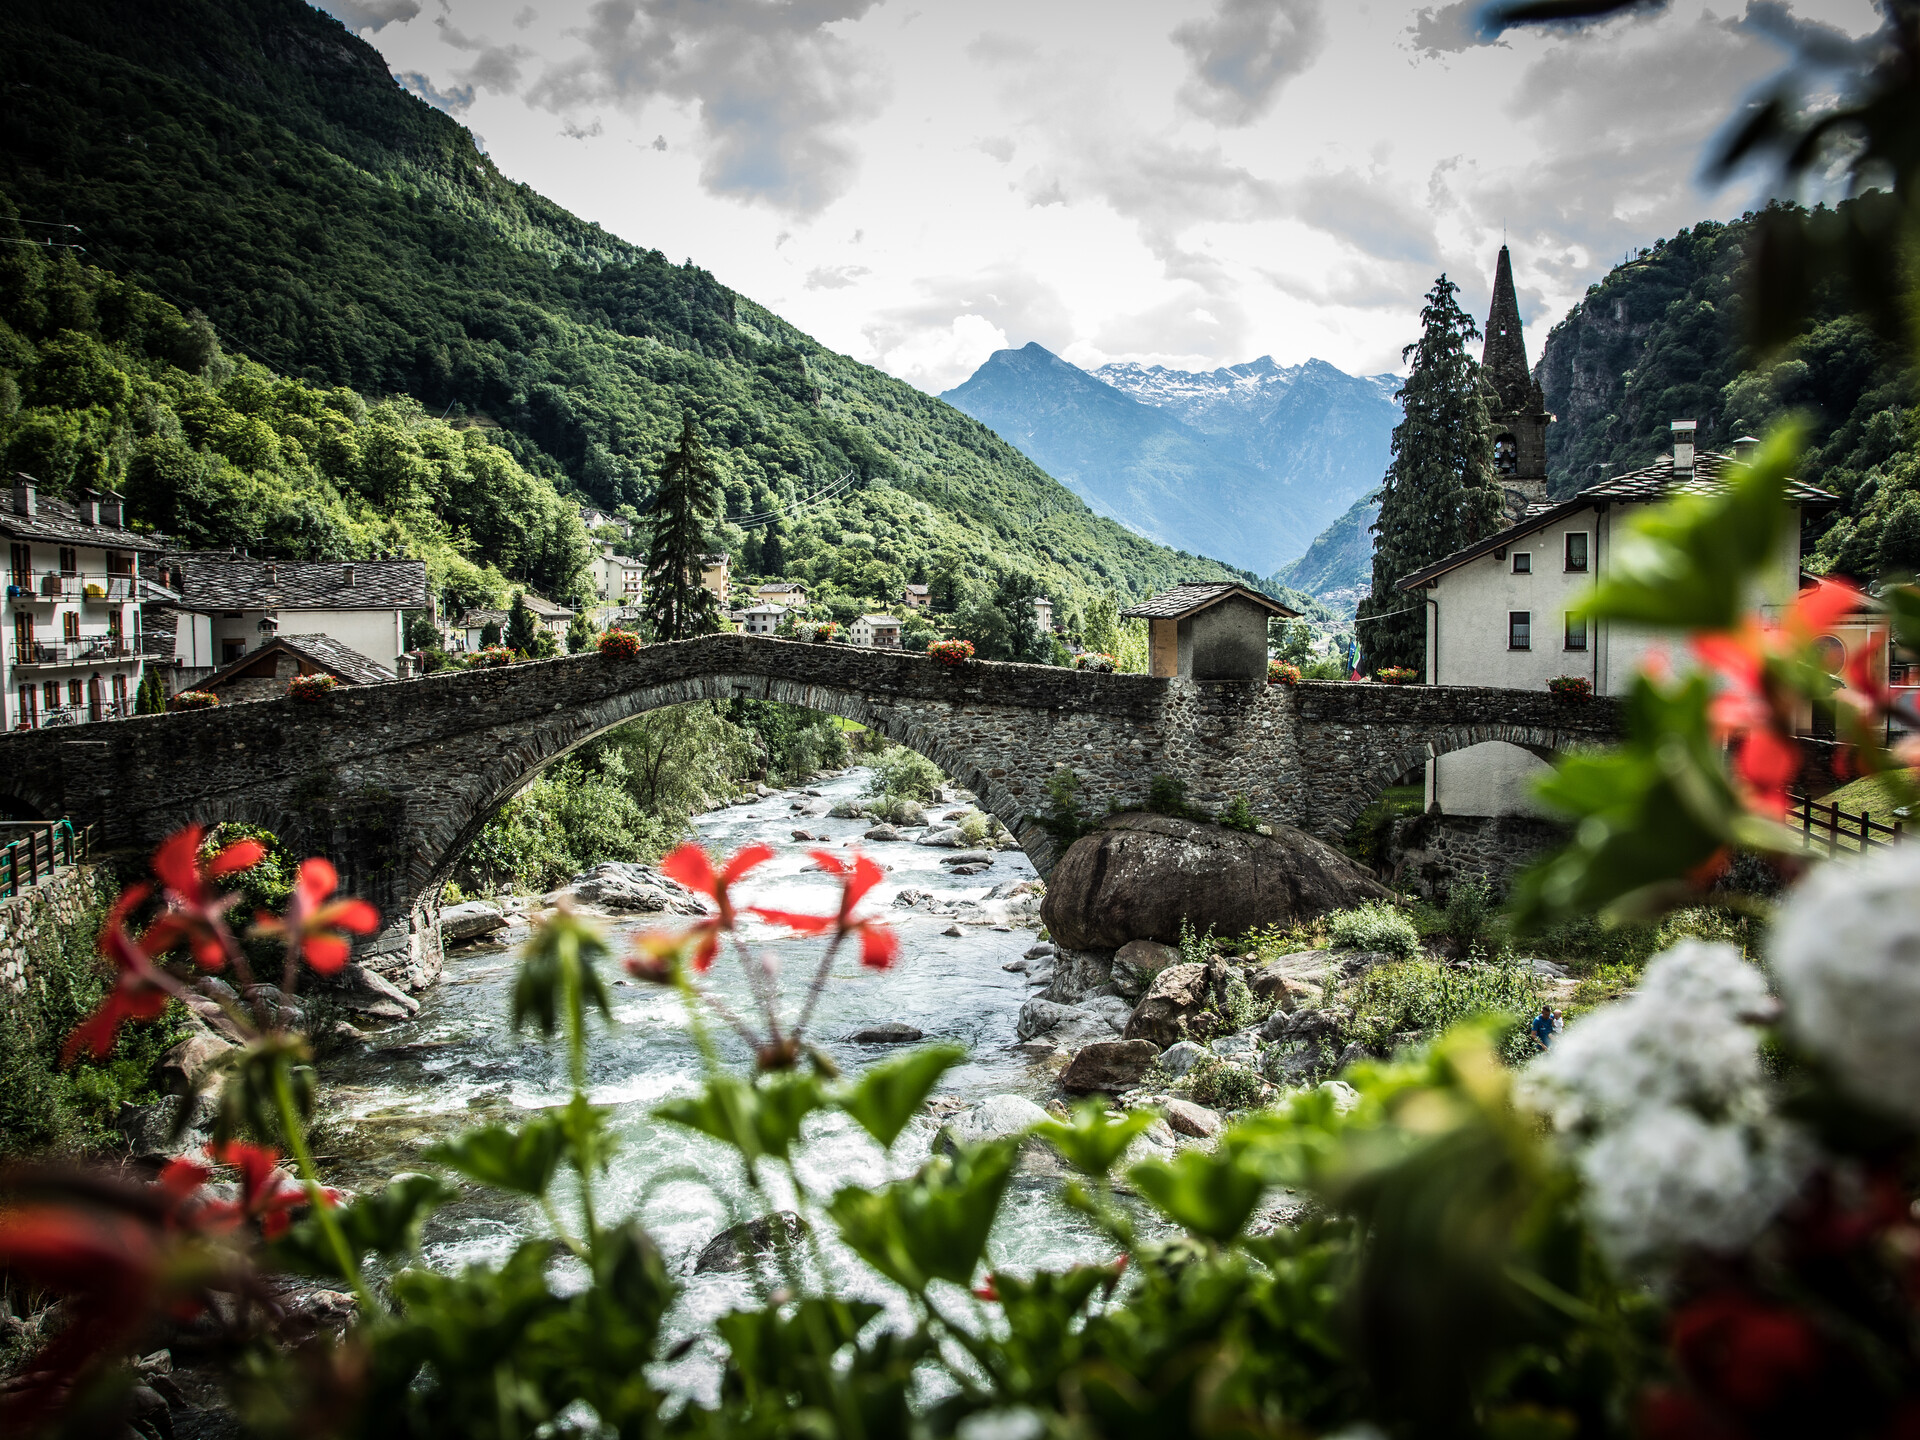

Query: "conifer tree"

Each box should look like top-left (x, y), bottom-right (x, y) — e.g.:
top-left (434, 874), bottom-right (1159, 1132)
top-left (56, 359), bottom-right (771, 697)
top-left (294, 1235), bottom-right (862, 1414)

top-left (1357, 275), bottom-right (1502, 676)
top-left (760, 524), bottom-right (785, 578)
top-left (505, 590), bottom-right (537, 654)
top-left (643, 415), bottom-right (723, 641)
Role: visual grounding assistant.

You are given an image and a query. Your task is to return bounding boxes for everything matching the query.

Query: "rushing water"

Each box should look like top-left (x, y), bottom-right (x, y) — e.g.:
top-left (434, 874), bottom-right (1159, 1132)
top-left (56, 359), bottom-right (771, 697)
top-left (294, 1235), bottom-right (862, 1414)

top-left (314, 766), bottom-right (1116, 1393)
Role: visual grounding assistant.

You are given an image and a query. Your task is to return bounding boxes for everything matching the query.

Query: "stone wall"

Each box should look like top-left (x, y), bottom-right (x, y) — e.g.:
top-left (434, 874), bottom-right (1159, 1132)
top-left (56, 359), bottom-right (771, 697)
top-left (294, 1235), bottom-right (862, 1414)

top-left (1385, 811), bottom-right (1568, 900)
top-left (0, 863), bottom-right (111, 1007)
top-left (0, 636), bottom-right (1621, 979)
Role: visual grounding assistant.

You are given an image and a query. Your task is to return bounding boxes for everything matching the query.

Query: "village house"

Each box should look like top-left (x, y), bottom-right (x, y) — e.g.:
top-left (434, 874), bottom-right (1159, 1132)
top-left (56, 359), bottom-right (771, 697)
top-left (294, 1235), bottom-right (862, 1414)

top-left (900, 583), bottom-right (930, 610)
top-left (588, 544), bottom-right (645, 604)
top-left (194, 633), bottom-right (396, 705)
top-left (1122, 580), bottom-right (1298, 681)
top-left (700, 552), bottom-right (731, 600)
top-left (578, 506), bottom-right (634, 542)
top-left (738, 603), bottom-right (787, 636)
top-left (1033, 595), bottom-right (1056, 633)
top-left (149, 553), bottom-right (427, 691)
top-left (451, 593), bottom-right (575, 651)
top-left (4, 478), bottom-right (159, 730)
top-left (757, 580), bottom-right (808, 611)
top-left (849, 613), bottom-right (903, 649)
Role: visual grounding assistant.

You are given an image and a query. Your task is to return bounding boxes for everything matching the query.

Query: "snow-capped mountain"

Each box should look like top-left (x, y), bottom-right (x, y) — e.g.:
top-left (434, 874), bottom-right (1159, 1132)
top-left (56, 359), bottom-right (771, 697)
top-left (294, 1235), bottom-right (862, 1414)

top-left (940, 345), bottom-right (1399, 576)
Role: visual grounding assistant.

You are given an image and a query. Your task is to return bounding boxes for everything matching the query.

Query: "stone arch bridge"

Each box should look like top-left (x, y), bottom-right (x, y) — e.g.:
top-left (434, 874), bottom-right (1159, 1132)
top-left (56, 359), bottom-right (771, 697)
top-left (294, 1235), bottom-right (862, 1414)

top-left (0, 634), bottom-right (1619, 987)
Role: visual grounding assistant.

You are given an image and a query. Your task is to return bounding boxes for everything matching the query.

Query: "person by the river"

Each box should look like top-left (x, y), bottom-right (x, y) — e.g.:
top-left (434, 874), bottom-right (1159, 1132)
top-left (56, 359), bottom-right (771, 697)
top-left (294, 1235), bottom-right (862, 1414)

top-left (1530, 1004), bottom-right (1556, 1052)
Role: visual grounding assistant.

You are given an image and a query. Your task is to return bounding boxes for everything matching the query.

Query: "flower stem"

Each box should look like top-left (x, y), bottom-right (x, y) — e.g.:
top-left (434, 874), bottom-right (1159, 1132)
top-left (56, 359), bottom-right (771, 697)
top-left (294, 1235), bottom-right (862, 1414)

top-left (272, 1061), bottom-right (376, 1315)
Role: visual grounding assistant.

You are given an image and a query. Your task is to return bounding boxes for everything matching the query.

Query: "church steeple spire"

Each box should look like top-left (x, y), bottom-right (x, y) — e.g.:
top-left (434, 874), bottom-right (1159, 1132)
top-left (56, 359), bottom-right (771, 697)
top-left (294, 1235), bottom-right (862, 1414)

top-left (1479, 244), bottom-right (1552, 514)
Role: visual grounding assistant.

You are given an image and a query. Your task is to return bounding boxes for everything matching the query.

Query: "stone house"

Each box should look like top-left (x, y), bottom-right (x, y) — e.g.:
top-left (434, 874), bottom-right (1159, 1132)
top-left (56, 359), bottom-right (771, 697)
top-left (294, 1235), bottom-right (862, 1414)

top-left (1397, 427), bottom-right (1838, 815)
top-left (1122, 581), bottom-right (1297, 681)
top-left (901, 582), bottom-right (930, 611)
top-left (849, 613), bottom-right (903, 649)
top-left (453, 593), bottom-right (574, 651)
top-left (150, 553), bottom-right (427, 687)
top-left (196, 633), bottom-right (397, 705)
top-left (4, 478), bottom-right (160, 730)
top-left (739, 603), bottom-right (788, 636)
top-left (579, 507), bottom-right (634, 542)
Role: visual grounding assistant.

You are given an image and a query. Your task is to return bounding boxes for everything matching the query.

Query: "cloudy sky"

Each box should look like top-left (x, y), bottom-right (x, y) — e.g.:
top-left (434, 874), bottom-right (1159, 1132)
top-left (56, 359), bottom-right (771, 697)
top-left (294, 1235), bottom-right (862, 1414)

top-left (317, 0), bottom-right (1881, 393)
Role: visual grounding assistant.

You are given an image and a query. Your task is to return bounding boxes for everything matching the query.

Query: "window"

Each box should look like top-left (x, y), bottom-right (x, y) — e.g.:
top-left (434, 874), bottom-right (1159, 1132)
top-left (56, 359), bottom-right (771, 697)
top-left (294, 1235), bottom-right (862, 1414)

top-left (1565, 532), bottom-right (1589, 572)
top-left (1512, 551), bottom-right (1532, 574)
top-left (1509, 611), bottom-right (1532, 650)
top-left (67, 680), bottom-right (83, 709)
top-left (221, 638), bottom-right (246, 664)
top-left (1494, 433), bottom-right (1518, 476)
top-left (17, 684), bottom-right (34, 729)
top-left (58, 547), bottom-right (77, 577)
top-left (9, 543), bottom-right (28, 588)
top-left (62, 611), bottom-right (78, 642)
top-left (1565, 615), bottom-right (1589, 651)
top-left (112, 674), bottom-right (127, 709)
top-left (43, 681), bottom-right (57, 712)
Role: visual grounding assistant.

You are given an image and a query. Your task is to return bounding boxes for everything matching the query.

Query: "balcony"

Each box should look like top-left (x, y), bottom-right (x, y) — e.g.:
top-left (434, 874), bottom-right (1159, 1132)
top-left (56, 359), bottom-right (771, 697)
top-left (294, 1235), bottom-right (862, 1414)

top-left (14, 702), bottom-right (132, 733)
top-left (4, 573), bottom-right (136, 602)
top-left (8, 637), bottom-right (139, 667)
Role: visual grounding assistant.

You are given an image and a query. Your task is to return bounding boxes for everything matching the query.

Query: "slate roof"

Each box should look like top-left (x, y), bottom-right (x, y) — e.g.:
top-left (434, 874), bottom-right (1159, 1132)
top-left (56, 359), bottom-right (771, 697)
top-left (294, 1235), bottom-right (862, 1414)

top-left (1395, 452), bottom-right (1840, 591)
top-left (457, 594), bottom-right (575, 626)
top-left (858, 614), bottom-right (902, 626)
top-left (1121, 580), bottom-right (1299, 621)
top-left (0, 489), bottom-right (164, 550)
top-left (200, 634), bottom-right (396, 692)
top-left (903, 584), bottom-right (930, 596)
top-left (168, 557), bottom-right (428, 611)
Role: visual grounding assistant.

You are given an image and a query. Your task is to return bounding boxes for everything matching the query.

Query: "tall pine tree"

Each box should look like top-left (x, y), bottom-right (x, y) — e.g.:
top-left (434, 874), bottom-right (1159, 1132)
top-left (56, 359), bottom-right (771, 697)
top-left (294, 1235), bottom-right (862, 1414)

top-left (1357, 275), bottom-right (1502, 677)
top-left (643, 415), bottom-right (723, 641)
top-left (505, 590), bottom-right (537, 654)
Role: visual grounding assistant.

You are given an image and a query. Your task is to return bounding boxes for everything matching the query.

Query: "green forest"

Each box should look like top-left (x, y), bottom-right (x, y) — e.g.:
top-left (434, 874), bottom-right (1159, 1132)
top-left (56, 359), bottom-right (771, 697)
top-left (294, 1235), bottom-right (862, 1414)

top-left (1534, 197), bottom-right (1919, 578)
top-left (0, 0), bottom-right (1260, 623)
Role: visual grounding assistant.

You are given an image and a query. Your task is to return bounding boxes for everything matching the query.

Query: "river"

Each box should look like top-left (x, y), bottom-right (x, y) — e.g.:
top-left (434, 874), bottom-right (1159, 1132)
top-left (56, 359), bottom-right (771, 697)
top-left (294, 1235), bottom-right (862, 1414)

top-left (314, 765), bottom-right (1116, 1394)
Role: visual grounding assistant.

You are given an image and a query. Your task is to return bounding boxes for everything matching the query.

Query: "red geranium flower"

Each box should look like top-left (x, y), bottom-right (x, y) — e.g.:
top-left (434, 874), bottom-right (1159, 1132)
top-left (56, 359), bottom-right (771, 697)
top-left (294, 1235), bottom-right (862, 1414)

top-left (203, 1141), bottom-right (334, 1240)
top-left (252, 857), bottom-right (379, 976)
top-left (143, 825), bottom-right (266, 970)
top-left (1670, 1290), bottom-right (1824, 1418)
top-left (972, 1274), bottom-right (1000, 1303)
top-left (658, 842), bottom-right (774, 971)
top-left (750, 850), bottom-right (899, 970)
top-left (62, 885), bottom-right (178, 1065)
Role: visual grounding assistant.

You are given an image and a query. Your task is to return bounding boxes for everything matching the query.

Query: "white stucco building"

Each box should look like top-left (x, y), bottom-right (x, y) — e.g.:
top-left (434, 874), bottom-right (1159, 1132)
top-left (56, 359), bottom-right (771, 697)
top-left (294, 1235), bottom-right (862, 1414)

top-left (849, 613), bottom-right (903, 648)
top-left (588, 544), bottom-right (644, 604)
top-left (1397, 424), bottom-right (1837, 816)
top-left (4, 478), bottom-right (159, 730)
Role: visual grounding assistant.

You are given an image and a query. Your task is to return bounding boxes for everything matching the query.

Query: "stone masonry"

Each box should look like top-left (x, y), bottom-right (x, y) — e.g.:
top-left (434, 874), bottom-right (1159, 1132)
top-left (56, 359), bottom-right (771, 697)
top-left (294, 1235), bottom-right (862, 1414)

top-left (0, 635), bottom-right (1621, 988)
top-left (0, 862), bottom-right (111, 1006)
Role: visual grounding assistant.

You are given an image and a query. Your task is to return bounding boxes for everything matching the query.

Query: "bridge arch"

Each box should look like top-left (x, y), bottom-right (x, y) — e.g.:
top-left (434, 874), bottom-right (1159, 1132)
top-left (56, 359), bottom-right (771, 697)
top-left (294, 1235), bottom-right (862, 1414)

top-left (1316, 721), bottom-right (1575, 837)
top-left (417, 671), bottom-right (1055, 903)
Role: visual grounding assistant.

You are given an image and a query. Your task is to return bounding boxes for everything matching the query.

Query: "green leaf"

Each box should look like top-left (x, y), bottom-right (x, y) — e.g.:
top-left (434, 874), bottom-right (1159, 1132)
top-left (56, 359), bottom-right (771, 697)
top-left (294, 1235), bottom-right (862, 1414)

top-left (555, 1093), bottom-right (618, 1177)
top-left (828, 1140), bottom-right (1017, 1292)
top-left (1032, 1100), bottom-right (1160, 1177)
top-left (512, 907), bottom-right (613, 1040)
top-left (1127, 1146), bottom-right (1268, 1245)
top-left (270, 1172), bottom-right (456, 1280)
top-left (427, 1117), bottom-right (569, 1197)
top-left (833, 1043), bottom-right (965, 1149)
top-left (1578, 422), bottom-right (1803, 632)
top-left (653, 1071), bottom-right (825, 1169)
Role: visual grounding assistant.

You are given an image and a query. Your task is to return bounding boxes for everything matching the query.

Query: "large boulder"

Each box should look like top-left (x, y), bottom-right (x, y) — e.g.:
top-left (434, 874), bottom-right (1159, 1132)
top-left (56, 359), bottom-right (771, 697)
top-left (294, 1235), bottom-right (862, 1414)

top-left (1112, 940), bottom-right (1179, 1000)
top-left (695, 1212), bottom-right (809, 1274)
top-left (1040, 814), bottom-right (1389, 951)
top-left (1060, 1039), bottom-right (1161, 1094)
top-left (440, 900), bottom-right (508, 943)
top-left (1122, 960), bottom-right (1234, 1049)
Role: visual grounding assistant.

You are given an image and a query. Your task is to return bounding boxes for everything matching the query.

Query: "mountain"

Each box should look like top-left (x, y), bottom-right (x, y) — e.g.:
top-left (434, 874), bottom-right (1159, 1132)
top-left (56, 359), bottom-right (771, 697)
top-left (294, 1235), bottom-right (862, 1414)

top-left (941, 347), bottom-right (1399, 575)
top-left (1270, 492), bottom-right (1377, 615)
top-left (0, 0), bottom-right (1254, 614)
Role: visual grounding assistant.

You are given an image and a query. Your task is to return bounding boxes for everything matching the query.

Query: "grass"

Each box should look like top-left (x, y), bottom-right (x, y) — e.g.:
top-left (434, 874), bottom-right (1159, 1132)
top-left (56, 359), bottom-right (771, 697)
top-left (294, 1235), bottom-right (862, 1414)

top-left (1818, 767), bottom-right (1918, 818)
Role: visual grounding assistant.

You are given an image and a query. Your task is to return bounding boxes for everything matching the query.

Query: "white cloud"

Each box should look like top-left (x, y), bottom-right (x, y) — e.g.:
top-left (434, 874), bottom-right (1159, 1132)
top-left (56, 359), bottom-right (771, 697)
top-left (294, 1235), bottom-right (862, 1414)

top-left (318, 0), bottom-right (421, 33)
top-left (1173, 0), bottom-right (1328, 125)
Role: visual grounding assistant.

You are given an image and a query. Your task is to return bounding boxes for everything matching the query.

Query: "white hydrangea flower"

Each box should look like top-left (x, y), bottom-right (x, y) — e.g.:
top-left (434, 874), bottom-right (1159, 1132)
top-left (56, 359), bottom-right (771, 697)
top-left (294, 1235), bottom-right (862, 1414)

top-left (1576, 1104), bottom-right (1813, 1268)
top-left (1518, 941), bottom-right (1773, 1132)
top-left (1771, 843), bottom-right (1920, 1125)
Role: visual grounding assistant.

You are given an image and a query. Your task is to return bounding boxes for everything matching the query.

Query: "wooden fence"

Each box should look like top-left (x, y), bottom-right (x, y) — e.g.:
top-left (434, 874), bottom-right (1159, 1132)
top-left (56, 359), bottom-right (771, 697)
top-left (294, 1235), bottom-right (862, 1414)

top-left (0, 819), bottom-right (95, 900)
top-left (1788, 793), bottom-right (1907, 857)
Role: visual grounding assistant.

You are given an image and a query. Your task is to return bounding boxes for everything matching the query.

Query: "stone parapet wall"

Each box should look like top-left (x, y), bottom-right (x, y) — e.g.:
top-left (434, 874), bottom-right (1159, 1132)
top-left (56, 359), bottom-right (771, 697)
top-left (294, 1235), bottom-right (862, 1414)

top-left (1385, 811), bottom-right (1569, 900)
top-left (0, 863), bottom-right (111, 1006)
top-left (0, 637), bottom-right (1621, 976)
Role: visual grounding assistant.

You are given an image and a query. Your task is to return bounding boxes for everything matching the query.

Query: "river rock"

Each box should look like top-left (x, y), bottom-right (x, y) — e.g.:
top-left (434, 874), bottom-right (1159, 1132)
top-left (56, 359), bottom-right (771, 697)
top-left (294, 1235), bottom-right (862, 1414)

top-left (917, 827), bottom-right (965, 847)
top-left (1262, 1008), bottom-right (1341, 1045)
top-left (156, 1032), bottom-right (234, 1095)
top-left (1017, 996), bottom-right (1127, 1049)
top-left (326, 963), bottom-right (423, 1020)
top-left (863, 824), bottom-right (903, 842)
top-left (117, 1093), bottom-right (217, 1163)
top-left (1060, 1039), bottom-right (1161, 1093)
top-left (1121, 961), bottom-right (1232, 1049)
top-left (440, 900), bottom-right (508, 943)
top-left (938, 1093), bottom-right (1049, 1151)
top-left (1040, 814), bottom-right (1390, 951)
top-left (1112, 940), bottom-right (1179, 1000)
top-left (1024, 943), bottom-right (1057, 961)
top-left (942, 924), bottom-right (963, 937)
top-left (939, 851), bottom-right (994, 867)
top-left (1160, 1039), bottom-right (1208, 1079)
top-left (1165, 1098), bottom-right (1223, 1139)
top-left (568, 862), bottom-right (704, 914)
top-left (794, 798), bottom-right (833, 817)
top-left (1039, 948), bottom-right (1115, 1004)
top-left (848, 1022), bottom-right (924, 1044)
top-left (695, 1212), bottom-right (809, 1274)
top-left (182, 993), bottom-right (250, 1044)
top-left (829, 800), bottom-right (870, 819)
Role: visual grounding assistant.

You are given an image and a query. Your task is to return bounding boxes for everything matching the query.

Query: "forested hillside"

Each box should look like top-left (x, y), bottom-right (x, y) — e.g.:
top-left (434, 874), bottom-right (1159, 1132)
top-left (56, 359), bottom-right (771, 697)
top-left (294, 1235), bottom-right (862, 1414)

top-left (0, 0), bottom-right (1249, 612)
top-left (1535, 198), bottom-right (1917, 577)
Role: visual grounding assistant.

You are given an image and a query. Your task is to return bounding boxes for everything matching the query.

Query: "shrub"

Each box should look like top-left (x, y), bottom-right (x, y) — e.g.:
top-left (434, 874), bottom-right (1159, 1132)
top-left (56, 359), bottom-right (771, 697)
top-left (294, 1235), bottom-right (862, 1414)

top-left (1035, 766), bottom-right (1097, 844)
top-left (1147, 774), bottom-right (1208, 821)
top-left (865, 746), bottom-right (944, 802)
top-left (170, 689), bottom-right (217, 710)
top-left (1219, 795), bottom-right (1258, 832)
top-left (1442, 874), bottom-right (1501, 954)
top-left (928, 638), bottom-right (974, 666)
top-left (1326, 901), bottom-right (1421, 959)
top-left (1346, 957), bottom-right (1540, 1056)
top-left (1268, 660), bottom-right (1302, 685)
top-left (1074, 652), bottom-right (1116, 673)
top-left (1375, 666), bottom-right (1419, 685)
top-left (286, 673), bottom-right (337, 702)
top-left (956, 809), bottom-right (992, 845)
top-left (1185, 1055), bottom-right (1267, 1110)
top-left (598, 628), bottom-right (643, 660)
top-left (1548, 674), bottom-right (1593, 700)
top-left (469, 645), bottom-right (516, 668)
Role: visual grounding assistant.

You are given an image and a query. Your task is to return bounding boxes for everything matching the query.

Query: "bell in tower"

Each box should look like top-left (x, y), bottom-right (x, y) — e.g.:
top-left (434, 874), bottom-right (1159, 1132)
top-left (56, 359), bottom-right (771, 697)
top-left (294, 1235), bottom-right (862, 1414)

top-left (1482, 245), bottom-right (1553, 519)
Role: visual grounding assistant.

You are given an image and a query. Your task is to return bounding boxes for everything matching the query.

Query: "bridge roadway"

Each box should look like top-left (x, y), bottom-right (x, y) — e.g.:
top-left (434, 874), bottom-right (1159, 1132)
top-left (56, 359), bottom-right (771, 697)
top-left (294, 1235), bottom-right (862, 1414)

top-left (0, 634), bottom-right (1621, 987)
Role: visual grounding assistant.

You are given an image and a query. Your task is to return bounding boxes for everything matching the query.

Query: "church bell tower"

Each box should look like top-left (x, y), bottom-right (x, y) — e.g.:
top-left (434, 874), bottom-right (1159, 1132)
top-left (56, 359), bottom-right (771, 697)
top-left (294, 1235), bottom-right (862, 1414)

top-left (1482, 245), bottom-right (1553, 518)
